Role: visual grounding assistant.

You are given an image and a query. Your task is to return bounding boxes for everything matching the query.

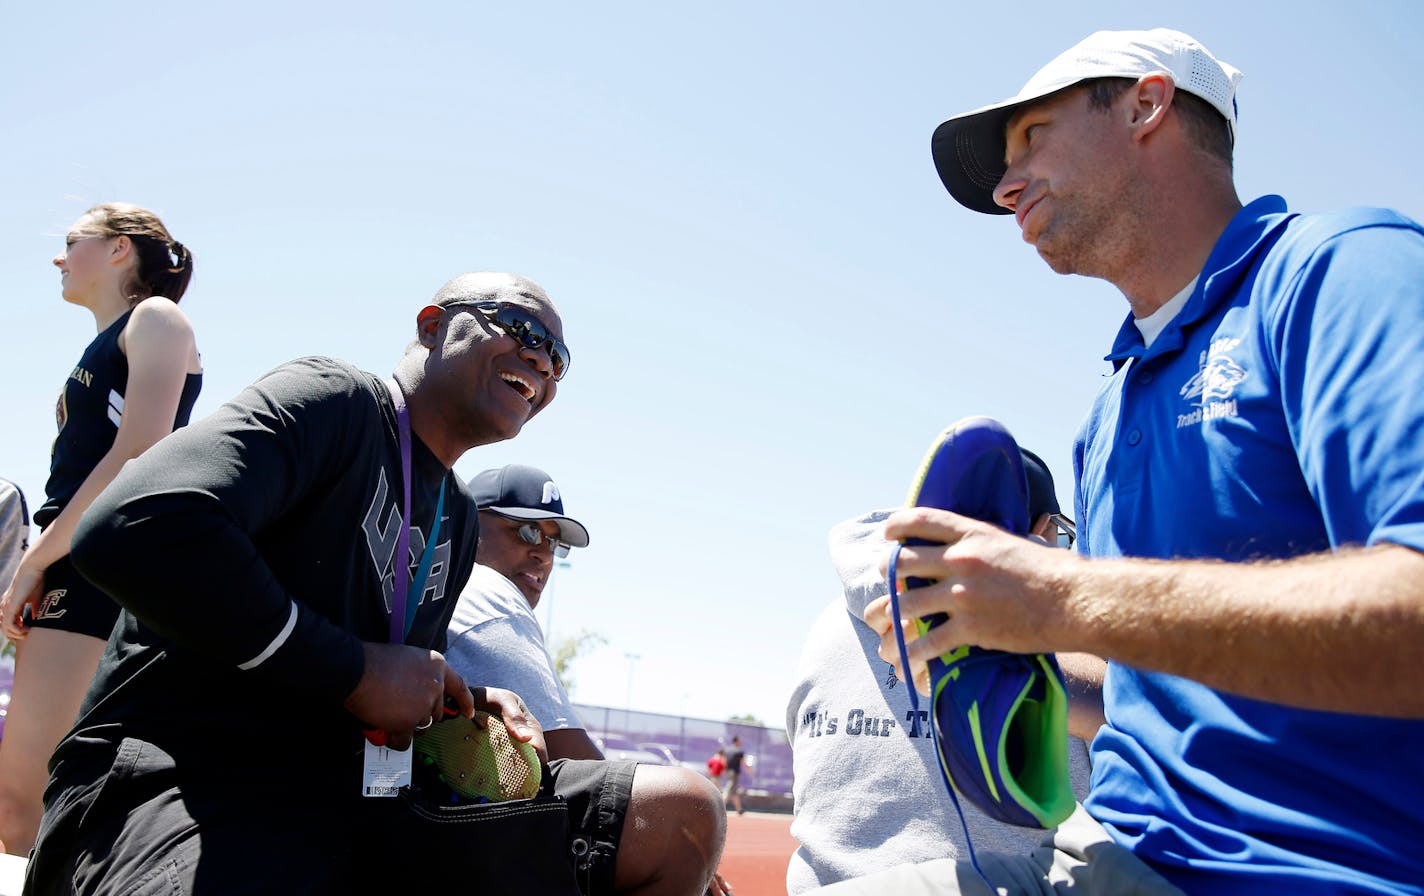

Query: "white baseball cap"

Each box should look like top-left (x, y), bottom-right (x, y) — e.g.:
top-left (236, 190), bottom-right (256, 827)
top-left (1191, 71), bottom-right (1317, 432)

top-left (931, 28), bottom-right (1243, 215)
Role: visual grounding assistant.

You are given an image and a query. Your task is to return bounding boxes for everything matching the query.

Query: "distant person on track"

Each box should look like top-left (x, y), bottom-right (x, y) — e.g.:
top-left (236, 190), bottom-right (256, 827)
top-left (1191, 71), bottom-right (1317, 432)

top-left (722, 736), bottom-right (750, 815)
top-left (707, 748), bottom-right (726, 783)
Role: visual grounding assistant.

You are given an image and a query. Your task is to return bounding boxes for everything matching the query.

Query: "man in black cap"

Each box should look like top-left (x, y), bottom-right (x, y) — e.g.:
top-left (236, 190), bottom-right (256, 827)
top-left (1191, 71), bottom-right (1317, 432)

top-left (446, 464), bottom-right (732, 896)
top-left (447, 463), bottom-right (597, 759)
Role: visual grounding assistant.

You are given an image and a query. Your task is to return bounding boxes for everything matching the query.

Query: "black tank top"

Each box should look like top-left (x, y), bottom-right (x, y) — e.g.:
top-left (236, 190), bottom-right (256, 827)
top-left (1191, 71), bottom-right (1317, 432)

top-left (35, 309), bottom-right (203, 527)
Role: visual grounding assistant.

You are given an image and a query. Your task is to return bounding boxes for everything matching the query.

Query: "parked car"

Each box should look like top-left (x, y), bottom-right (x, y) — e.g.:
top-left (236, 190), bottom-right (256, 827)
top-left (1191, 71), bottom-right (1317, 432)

top-left (638, 742), bottom-right (709, 777)
top-left (589, 733), bottom-right (668, 765)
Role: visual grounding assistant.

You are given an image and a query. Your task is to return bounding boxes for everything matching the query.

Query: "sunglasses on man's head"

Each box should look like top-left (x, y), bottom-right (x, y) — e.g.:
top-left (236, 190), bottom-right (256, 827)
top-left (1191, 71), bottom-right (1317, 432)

top-left (442, 300), bottom-right (570, 381)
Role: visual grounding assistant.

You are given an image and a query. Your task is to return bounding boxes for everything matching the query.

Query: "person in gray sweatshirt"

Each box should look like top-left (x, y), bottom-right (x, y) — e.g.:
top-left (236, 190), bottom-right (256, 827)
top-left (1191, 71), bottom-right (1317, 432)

top-left (784, 452), bottom-right (1092, 894)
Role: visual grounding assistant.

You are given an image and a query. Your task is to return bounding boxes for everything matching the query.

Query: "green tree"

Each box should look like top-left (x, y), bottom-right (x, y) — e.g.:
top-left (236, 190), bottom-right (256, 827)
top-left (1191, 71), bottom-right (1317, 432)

top-left (549, 629), bottom-right (606, 697)
top-left (726, 713), bottom-right (764, 726)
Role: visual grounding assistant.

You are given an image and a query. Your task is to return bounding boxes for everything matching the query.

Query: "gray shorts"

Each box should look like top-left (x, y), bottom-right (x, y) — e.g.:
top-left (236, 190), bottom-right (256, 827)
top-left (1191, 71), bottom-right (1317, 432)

top-left (722, 768), bottom-right (742, 796)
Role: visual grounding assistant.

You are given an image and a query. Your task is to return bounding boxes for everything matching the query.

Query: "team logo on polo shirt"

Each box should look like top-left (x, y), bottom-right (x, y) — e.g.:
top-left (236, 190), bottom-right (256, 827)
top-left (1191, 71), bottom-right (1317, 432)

top-left (1177, 337), bottom-right (1245, 429)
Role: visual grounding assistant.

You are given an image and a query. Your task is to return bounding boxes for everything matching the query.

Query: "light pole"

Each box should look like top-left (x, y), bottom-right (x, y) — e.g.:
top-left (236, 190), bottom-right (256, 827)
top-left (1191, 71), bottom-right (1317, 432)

top-left (623, 652), bottom-right (641, 727)
top-left (541, 558), bottom-right (572, 640)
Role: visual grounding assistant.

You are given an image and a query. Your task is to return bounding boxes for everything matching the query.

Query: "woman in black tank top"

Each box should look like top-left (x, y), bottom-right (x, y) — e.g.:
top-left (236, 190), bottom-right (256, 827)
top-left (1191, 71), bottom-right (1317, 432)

top-left (0, 203), bottom-right (203, 856)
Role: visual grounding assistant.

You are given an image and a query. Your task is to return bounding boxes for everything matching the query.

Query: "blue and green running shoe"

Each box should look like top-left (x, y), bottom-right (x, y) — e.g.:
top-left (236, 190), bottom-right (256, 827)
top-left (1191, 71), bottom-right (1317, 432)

top-left (890, 415), bottom-right (1074, 830)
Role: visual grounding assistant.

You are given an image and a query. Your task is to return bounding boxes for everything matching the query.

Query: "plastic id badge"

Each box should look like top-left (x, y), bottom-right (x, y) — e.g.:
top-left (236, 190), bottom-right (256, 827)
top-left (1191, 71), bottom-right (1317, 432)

top-left (362, 739), bottom-right (413, 797)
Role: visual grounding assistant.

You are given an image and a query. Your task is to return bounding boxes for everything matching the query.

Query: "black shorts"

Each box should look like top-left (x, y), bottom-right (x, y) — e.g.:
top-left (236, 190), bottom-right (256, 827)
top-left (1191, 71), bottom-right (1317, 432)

top-left (28, 553), bottom-right (121, 639)
top-left (549, 758), bottom-right (637, 895)
top-left (26, 738), bottom-right (638, 896)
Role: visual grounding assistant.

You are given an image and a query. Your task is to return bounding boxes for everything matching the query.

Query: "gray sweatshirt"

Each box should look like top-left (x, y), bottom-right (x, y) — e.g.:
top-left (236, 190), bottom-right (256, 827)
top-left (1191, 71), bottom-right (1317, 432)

top-left (784, 510), bottom-right (1093, 894)
top-left (0, 479), bottom-right (28, 591)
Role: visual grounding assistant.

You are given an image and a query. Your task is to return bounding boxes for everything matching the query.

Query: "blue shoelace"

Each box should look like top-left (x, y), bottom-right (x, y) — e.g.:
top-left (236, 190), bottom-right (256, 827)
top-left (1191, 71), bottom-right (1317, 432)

top-left (887, 542), bottom-right (994, 889)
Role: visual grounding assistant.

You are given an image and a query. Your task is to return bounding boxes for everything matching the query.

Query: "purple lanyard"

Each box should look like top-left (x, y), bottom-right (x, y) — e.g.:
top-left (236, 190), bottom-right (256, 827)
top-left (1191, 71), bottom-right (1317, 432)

top-left (389, 382), bottom-right (414, 644)
top-left (386, 380), bottom-right (444, 645)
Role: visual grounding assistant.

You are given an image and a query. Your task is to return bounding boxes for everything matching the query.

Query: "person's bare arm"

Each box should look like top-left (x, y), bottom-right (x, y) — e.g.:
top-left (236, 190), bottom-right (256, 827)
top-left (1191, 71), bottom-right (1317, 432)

top-left (1056, 651), bottom-right (1107, 740)
top-left (869, 507), bottom-right (1424, 717)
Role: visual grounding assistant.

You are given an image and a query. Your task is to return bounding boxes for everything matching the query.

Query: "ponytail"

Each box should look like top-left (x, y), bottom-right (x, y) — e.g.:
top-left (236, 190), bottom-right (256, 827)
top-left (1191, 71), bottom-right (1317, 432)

top-left (128, 234), bottom-right (194, 302)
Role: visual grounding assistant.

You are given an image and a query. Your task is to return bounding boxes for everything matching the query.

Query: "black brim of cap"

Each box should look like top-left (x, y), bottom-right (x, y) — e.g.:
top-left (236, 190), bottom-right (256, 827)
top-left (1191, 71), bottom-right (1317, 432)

top-left (931, 107), bottom-right (1016, 216)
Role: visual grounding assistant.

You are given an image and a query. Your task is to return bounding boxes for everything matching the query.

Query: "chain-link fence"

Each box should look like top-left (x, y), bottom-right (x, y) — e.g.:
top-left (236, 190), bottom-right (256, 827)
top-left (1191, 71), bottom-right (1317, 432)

top-left (574, 702), bottom-right (793, 811)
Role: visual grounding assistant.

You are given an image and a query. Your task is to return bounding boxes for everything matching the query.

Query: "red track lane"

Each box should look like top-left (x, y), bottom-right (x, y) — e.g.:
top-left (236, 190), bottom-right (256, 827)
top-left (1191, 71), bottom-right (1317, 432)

top-left (718, 811), bottom-right (796, 896)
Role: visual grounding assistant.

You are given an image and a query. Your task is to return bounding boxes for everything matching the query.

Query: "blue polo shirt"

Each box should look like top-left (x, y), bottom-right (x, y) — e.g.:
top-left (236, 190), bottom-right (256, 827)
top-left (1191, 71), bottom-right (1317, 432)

top-left (1074, 196), bottom-right (1424, 895)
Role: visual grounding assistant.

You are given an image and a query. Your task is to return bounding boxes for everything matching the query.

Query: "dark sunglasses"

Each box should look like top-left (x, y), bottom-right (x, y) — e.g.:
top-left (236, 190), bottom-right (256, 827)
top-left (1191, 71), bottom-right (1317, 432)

top-left (443, 300), bottom-right (570, 381)
top-left (514, 521), bottom-right (571, 558)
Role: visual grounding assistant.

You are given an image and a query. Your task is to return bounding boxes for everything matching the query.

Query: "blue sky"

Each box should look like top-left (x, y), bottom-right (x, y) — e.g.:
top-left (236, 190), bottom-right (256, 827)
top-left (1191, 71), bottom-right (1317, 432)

top-left (4, 1), bottom-right (1421, 727)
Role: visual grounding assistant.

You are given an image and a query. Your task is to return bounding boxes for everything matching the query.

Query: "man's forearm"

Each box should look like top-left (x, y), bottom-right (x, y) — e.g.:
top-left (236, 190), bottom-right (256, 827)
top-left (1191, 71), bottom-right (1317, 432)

top-left (545, 727), bottom-right (604, 761)
top-left (1068, 543), bottom-right (1424, 717)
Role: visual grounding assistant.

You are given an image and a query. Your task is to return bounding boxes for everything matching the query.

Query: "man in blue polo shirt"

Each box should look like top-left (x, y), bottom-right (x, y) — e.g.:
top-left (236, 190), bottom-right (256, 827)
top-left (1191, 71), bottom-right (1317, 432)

top-left (826, 28), bottom-right (1424, 896)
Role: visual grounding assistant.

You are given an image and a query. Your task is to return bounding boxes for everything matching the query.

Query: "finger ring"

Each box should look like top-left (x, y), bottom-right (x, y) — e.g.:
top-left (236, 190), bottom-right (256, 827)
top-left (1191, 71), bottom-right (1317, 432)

top-left (416, 716), bottom-right (434, 731)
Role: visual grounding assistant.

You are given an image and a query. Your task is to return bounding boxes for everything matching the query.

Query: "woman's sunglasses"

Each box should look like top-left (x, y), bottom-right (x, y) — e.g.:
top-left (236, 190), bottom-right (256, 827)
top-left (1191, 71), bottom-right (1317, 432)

top-left (443, 300), bottom-right (571, 381)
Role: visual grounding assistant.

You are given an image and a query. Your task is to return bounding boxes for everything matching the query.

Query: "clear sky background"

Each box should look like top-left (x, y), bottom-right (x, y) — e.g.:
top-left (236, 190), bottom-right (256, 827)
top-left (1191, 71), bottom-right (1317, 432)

top-left (3, 1), bottom-right (1421, 728)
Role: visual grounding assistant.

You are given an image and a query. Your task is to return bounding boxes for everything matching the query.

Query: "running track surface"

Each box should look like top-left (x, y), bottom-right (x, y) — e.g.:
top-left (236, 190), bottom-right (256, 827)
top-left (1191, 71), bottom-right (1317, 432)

top-left (719, 811), bottom-right (797, 896)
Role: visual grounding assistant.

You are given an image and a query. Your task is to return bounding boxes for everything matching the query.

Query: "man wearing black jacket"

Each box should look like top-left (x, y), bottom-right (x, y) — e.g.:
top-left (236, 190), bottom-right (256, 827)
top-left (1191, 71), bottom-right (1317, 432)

top-left (25, 272), bottom-right (724, 895)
